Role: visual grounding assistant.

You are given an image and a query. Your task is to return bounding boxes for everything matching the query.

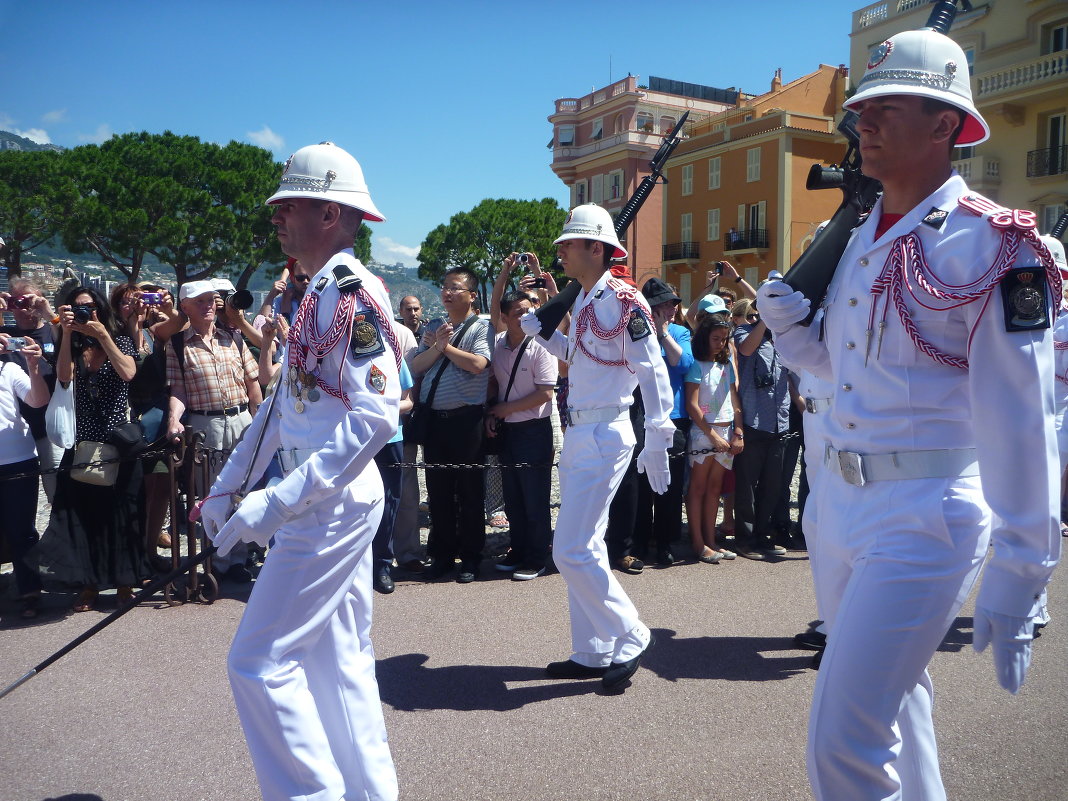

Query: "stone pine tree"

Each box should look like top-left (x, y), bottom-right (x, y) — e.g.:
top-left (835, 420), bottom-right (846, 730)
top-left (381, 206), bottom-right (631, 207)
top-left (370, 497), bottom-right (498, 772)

top-left (0, 149), bottom-right (76, 276)
top-left (61, 131), bottom-right (283, 286)
top-left (418, 198), bottom-right (566, 311)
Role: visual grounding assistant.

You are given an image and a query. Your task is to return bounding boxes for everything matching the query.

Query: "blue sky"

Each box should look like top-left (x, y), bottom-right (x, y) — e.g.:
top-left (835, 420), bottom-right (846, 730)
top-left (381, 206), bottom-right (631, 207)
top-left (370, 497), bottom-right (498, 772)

top-left (1, 0), bottom-right (866, 268)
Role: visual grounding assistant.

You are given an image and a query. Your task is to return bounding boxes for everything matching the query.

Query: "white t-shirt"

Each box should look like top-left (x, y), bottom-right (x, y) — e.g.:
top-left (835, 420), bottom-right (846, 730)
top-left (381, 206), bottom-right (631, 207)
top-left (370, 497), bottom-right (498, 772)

top-left (0, 361), bottom-right (37, 465)
top-left (684, 359), bottom-right (735, 424)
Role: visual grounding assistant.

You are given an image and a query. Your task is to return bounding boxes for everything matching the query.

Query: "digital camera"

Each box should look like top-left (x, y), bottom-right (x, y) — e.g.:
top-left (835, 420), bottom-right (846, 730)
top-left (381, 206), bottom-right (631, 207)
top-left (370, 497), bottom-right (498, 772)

top-left (73, 305), bottom-right (94, 324)
top-left (141, 292), bottom-right (162, 305)
top-left (9, 296), bottom-right (33, 310)
top-left (2, 337), bottom-right (27, 352)
top-left (219, 289), bottom-right (253, 311)
top-left (516, 253), bottom-right (530, 265)
top-left (755, 373), bottom-right (775, 389)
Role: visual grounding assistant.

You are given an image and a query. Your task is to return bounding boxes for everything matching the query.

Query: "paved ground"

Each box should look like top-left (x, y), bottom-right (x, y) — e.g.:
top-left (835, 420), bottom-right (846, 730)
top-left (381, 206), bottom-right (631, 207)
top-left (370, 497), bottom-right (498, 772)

top-left (0, 544), bottom-right (1065, 801)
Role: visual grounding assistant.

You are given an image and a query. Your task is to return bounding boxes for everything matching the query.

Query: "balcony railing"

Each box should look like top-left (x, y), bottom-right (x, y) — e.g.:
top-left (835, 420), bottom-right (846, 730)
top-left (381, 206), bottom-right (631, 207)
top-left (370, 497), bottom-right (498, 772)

top-left (975, 52), bottom-right (1068, 100)
top-left (951, 155), bottom-right (1000, 183)
top-left (663, 241), bottom-right (700, 261)
top-left (1027, 146), bottom-right (1068, 178)
top-left (724, 229), bottom-right (769, 251)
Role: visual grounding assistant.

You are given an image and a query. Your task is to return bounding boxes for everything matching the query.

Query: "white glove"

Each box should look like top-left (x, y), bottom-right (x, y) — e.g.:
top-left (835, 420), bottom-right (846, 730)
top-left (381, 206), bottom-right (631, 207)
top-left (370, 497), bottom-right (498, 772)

top-left (636, 446), bottom-right (670, 494)
top-left (520, 310), bottom-right (542, 337)
top-left (756, 281), bottom-right (811, 332)
top-left (196, 492), bottom-right (235, 542)
top-left (210, 487), bottom-right (289, 558)
top-left (972, 606), bottom-right (1033, 694)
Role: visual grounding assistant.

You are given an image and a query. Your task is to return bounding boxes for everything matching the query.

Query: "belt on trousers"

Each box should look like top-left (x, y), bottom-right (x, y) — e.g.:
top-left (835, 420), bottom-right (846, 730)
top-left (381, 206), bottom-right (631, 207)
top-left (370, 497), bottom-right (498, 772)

top-left (189, 403), bottom-right (248, 417)
top-left (805, 397), bottom-right (831, 414)
top-left (277, 447), bottom-right (317, 476)
top-left (429, 404), bottom-right (483, 419)
top-left (565, 404), bottom-right (628, 426)
top-left (824, 445), bottom-right (979, 487)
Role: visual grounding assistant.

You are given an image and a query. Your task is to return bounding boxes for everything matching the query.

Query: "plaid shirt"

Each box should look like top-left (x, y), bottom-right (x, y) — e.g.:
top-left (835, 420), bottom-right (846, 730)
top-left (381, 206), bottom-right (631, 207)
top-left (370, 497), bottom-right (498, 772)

top-left (166, 325), bottom-right (258, 412)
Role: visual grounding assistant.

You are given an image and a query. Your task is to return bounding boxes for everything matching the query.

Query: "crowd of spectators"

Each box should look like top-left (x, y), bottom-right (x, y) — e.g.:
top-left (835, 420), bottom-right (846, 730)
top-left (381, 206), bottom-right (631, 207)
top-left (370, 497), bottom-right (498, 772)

top-left (0, 256), bottom-right (835, 618)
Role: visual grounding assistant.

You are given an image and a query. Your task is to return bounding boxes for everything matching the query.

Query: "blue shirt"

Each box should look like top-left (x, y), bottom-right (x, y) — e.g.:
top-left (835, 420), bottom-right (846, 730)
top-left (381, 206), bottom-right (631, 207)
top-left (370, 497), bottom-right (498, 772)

top-left (733, 324), bottom-right (791, 434)
top-left (662, 322), bottom-right (694, 420)
top-left (388, 361), bottom-right (414, 444)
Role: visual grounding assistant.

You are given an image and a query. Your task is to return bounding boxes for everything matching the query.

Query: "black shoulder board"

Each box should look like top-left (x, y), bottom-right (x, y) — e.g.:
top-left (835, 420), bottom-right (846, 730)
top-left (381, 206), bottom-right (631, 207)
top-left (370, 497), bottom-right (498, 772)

top-left (332, 263), bottom-right (363, 293)
top-left (627, 309), bottom-right (651, 342)
top-left (922, 207), bottom-right (949, 230)
top-left (1000, 266), bottom-right (1050, 332)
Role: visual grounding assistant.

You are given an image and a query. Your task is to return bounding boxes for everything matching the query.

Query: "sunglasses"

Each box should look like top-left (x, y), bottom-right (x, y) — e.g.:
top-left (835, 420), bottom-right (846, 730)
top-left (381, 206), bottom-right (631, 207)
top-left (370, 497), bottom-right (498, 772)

top-left (293, 275), bottom-right (312, 283)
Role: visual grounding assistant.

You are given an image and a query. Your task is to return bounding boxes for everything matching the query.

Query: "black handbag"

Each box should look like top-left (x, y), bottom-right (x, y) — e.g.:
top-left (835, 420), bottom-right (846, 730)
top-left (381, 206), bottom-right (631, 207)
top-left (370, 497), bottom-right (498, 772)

top-left (483, 337), bottom-right (531, 456)
top-left (405, 317), bottom-right (479, 446)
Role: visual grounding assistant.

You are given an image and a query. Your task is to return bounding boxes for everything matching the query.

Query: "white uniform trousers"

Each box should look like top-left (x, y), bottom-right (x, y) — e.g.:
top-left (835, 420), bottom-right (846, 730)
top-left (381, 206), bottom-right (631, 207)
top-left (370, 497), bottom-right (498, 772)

top-left (227, 479), bottom-right (397, 801)
top-left (807, 471), bottom-right (989, 801)
top-left (554, 418), bottom-right (640, 662)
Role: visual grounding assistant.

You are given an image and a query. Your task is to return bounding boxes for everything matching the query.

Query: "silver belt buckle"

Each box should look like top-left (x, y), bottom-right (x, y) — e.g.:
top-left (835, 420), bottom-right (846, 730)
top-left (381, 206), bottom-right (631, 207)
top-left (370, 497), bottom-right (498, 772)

top-left (805, 397), bottom-right (817, 414)
top-left (837, 450), bottom-right (867, 486)
top-left (564, 407), bottom-right (576, 426)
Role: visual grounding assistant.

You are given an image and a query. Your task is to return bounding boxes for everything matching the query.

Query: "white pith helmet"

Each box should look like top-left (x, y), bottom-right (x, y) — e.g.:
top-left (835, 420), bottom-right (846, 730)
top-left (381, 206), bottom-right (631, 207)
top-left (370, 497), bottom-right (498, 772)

top-left (844, 29), bottom-right (989, 146)
top-left (553, 203), bottom-right (627, 259)
top-left (266, 141), bottom-right (385, 222)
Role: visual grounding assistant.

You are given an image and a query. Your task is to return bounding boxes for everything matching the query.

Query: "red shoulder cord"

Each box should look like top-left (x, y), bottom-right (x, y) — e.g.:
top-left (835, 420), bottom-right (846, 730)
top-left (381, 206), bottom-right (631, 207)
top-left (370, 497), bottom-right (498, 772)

top-left (865, 198), bottom-right (1061, 370)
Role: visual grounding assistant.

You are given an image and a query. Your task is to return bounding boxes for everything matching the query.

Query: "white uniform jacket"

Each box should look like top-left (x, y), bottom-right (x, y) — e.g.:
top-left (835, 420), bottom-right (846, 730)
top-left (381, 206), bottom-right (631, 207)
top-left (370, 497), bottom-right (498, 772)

top-left (542, 272), bottom-right (675, 446)
top-left (771, 174), bottom-right (1061, 618)
top-left (213, 249), bottom-right (400, 517)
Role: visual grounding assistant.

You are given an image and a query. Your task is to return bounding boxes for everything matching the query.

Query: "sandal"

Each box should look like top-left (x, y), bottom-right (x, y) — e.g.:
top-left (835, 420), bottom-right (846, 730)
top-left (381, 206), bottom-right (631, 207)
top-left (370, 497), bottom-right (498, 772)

top-left (489, 511), bottom-right (509, 529)
top-left (72, 586), bottom-right (98, 613)
top-left (116, 586), bottom-right (136, 608)
top-left (18, 594), bottom-right (41, 619)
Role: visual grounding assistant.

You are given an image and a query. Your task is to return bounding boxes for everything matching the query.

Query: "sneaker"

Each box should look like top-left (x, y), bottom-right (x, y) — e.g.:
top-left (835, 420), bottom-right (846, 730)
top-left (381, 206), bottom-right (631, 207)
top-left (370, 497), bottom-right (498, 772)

top-left (615, 555), bottom-right (644, 575)
top-left (495, 551), bottom-right (523, 572)
top-left (512, 564), bottom-right (546, 581)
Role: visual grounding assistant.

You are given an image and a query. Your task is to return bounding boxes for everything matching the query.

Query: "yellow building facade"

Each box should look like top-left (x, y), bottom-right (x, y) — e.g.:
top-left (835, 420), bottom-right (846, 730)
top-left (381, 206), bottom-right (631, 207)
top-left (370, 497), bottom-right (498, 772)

top-left (850, 0), bottom-right (1068, 236)
top-left (661, 65), bottom-right (850, 302)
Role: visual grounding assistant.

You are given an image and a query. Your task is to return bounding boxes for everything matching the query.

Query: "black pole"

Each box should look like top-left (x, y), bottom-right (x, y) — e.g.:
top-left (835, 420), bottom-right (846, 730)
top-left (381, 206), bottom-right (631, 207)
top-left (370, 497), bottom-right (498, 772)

top-left (0, 546), bottom-right (217, 701)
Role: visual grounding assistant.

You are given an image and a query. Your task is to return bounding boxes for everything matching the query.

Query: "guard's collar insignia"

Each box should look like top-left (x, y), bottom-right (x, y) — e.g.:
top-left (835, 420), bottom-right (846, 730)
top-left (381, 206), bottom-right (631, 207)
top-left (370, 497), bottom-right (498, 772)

top-left (922, 207), bottom-right (949, 230)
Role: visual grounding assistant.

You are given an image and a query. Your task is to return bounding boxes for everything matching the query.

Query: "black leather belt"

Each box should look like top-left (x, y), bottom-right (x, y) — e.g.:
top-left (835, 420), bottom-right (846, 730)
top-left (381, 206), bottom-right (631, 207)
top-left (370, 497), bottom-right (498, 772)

top-left (430, 404), bottom-right (483, 419)
top-left (190, 403), bottom-right (248, 417)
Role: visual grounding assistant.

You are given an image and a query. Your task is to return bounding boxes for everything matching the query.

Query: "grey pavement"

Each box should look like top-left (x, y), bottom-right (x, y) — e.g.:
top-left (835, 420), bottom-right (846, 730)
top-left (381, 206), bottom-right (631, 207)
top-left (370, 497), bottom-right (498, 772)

top-left (0, 544), bottom-right (1065, 801)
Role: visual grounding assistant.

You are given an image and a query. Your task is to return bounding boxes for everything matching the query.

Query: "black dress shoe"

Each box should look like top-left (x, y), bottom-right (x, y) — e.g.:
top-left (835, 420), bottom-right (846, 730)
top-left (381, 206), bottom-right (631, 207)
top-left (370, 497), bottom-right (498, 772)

top-left (656, 549), bottom-right (675, 566)
top-left (374, 568), bottom-right (395, 594)
top-left (545, 659), bottom-right (609, 679)
top-left (602, 635), bottom-right (655, 692)
top-left (794, 629), bottom-right (826, 650)
top-left (456, 561), bottom-right (480, 583)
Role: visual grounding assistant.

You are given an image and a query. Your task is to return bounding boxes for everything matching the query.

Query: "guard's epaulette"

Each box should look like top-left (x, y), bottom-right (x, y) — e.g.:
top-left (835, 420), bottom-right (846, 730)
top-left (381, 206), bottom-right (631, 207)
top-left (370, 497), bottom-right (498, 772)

top-left (958, 195), bottom-right (1038, 232)
top-left (606, 276), bottom-right (650, 312)
top-left (332, 263), bottom-right (363, 293)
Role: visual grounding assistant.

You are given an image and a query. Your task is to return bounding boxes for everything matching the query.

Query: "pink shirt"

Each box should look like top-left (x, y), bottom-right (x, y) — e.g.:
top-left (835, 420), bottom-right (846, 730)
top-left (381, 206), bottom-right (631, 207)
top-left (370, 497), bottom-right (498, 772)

top-left (491, 332), bottom-right (558, 423)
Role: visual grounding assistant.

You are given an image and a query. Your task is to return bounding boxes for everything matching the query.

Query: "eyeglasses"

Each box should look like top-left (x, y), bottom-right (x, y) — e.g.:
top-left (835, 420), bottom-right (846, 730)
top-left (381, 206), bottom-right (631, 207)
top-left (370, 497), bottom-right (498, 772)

top-left (441, 285), bottom-right (471, 295)
top-left (293, 275), bottom-right (312, 283)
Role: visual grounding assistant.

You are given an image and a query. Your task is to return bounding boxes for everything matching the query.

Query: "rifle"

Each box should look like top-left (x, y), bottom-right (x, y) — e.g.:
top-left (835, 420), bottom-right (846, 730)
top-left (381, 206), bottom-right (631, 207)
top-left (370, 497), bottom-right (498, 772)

top-left (781, 0), bottom-right (972, 325)
top-left (1049, 211), bottom-right (1068, 240)
top-left (533, 112), bottom-right (691, 338)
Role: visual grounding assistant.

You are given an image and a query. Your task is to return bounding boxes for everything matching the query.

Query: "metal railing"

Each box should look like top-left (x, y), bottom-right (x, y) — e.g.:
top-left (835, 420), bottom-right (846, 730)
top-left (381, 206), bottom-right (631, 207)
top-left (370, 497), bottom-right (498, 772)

top-left (723, 229), bottom-right (769, 251)
top-left (662, 241), bottom-right (700, 261)
top-left (1027, 146), bottom-right (1068, 178)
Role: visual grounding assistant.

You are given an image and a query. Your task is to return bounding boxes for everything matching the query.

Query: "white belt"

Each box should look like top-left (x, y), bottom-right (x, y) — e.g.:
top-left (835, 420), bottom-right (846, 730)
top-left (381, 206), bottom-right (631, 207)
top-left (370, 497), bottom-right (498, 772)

top-left (805, 397), bottom-right (831, 414)
top-left (565, 404), bottom-right (628, 426)
top-left (277, 447), bottom-right (317, 476)
top-left (824, 445), bottom-right (978, 487)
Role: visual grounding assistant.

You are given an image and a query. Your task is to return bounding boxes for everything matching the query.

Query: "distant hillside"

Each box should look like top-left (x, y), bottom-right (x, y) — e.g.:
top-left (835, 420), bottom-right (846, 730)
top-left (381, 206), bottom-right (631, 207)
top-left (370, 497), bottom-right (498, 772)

top-left (0, 130), bottom-right (64, 153)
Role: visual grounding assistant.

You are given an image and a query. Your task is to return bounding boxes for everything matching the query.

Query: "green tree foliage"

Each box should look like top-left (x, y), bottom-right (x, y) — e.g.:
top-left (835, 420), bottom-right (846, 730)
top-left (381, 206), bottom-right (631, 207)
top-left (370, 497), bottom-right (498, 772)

top-left (417, 198), bottom-right (566, 310)
top-left (0, 150), bottom-right (76, 276)
top-left (354, 222), bottom-right (372, 264)
top-left (61, 132), bottom-right (284, 286)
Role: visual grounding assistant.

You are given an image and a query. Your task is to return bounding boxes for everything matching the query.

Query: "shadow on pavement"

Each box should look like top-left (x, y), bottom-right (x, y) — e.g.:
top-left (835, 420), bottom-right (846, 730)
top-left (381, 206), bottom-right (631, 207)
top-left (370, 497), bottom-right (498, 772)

top-left (644, 628), bottom-right (811, 683)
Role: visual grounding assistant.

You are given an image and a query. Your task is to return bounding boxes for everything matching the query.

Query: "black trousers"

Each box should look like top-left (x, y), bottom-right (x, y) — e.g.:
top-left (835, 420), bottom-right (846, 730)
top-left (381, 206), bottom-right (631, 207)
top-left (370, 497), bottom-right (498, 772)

top-left (424, 406), bottom-right (486, 567)
top-left (634, 417), bottom-right (690, 555)
top-left (733, 424), bottom-right (786, 545)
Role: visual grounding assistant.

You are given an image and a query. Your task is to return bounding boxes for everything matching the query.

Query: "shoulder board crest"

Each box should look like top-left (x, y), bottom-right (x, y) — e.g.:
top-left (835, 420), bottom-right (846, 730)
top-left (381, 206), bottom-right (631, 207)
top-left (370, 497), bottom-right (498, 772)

top-left (627, 309), bottom-right (652, 342)
top-left (1000, 266), bottom-right (1051, 332)
top-left (350, 312), bottom-right (386, 359)
top-left (332, 263), bottom-right (363, 293)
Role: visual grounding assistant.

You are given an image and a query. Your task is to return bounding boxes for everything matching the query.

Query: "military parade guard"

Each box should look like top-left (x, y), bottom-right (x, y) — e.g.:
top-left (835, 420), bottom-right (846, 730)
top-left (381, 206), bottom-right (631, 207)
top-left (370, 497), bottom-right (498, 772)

top-left (199, 142), bottom-right (402, 801)
top-left (758, 28), bottom-right (1062, 801)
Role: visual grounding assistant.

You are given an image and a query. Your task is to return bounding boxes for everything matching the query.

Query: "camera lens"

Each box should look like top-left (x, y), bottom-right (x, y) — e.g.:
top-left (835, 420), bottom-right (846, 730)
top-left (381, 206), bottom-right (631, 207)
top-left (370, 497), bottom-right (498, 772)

top-left (226, 289), bottom-right (254, 311)
top-left (73, 305), bottom-right (92, 324)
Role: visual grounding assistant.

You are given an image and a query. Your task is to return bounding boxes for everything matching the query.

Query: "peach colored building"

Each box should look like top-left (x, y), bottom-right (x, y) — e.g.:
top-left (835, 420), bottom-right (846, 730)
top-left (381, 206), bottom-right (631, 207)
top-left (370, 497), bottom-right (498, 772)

top-left (850, 0), bottom-right (1068, 236)
top-left (661, 65), bottom-right (850, 303)
top-left (549, 75), bottom-right (739, 288)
